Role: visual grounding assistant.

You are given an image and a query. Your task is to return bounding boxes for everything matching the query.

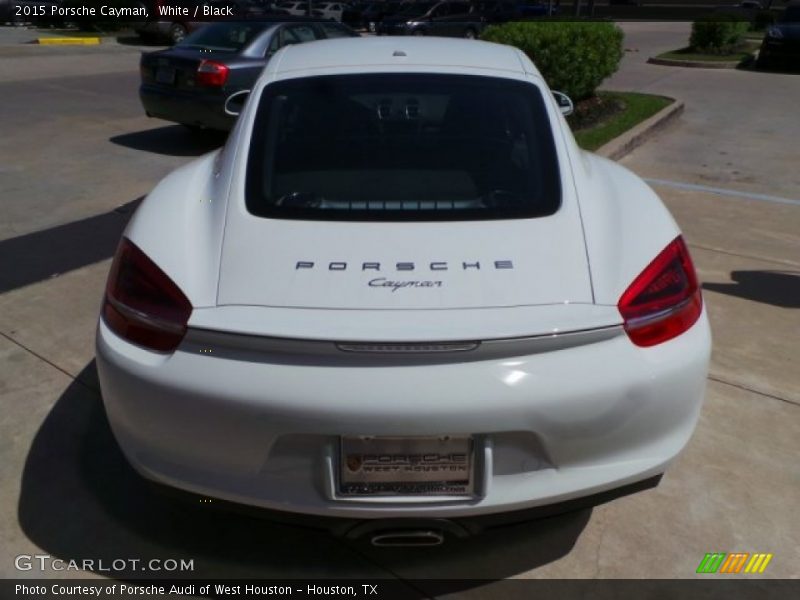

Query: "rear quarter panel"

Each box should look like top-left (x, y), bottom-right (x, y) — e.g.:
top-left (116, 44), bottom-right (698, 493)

top-left (121, 146), bottom-right (235, 308)
top-left (512, 48), bottom-right (681, 308)
top-left (575, 153), bottom-right (683, 307)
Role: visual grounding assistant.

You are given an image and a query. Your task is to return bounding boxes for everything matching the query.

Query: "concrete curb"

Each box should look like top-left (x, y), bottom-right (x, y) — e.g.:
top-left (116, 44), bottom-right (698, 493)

top-left (596, 98), bottom-right (684, 161)
top-left (646, 56), bottom-right (741, 69)
top-left (37, 37), bottom-right (101, 46)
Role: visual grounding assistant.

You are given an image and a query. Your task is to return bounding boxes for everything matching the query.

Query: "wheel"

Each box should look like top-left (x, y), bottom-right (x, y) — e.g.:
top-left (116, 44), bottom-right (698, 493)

top-left (412, 29), bottom-right (425, 36)
top-left (168, 23), bottom-right (187, 45)
top-left (463, 28), bottom-right (477, 40)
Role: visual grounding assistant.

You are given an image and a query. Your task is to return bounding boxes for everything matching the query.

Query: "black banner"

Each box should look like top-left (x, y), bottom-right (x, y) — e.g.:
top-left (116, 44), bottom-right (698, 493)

top-left (4, 0), bottom-right (790, 25)
top-left (2, 579), bottom-right (799, 600)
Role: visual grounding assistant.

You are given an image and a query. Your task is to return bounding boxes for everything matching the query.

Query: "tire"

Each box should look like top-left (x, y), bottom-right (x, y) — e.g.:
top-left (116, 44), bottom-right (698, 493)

top-left (168, 23), bottom-right (187, 45)
top-left (756, 52), bottom-right (771, 70)
top-left (412, 29), bottom-right (425, 36)
top-left (464, 28), bottom-right (477, 40)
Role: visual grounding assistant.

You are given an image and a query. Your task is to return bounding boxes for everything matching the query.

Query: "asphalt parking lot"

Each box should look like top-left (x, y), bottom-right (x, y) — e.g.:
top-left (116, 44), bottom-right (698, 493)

top-left (0, 22), bottom-right (798, 588)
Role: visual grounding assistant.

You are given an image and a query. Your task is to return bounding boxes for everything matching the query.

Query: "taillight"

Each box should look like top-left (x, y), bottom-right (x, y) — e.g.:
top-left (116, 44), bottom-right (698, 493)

top-left (103, 238), bottom-right (192, 353)
top-left (196, 60), bottom-right (229, 87)
top-left (618, 236), bottom-right (702, 347)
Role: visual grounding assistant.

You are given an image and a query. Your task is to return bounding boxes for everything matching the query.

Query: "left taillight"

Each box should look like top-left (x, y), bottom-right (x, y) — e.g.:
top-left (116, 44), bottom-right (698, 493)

top-left (196, 60), bottom-right (229, 87)
top-left (618, 236), bottom-right (703, 348)
top-left (103, 238), bottom-right (192, 353)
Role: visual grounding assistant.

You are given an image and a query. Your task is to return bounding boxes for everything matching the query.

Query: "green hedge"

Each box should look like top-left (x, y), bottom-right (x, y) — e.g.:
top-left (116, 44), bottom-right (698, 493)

top-left (689, 17), bottom-right (749, 53)
top-left (480, 22), bottom-right (624, 101)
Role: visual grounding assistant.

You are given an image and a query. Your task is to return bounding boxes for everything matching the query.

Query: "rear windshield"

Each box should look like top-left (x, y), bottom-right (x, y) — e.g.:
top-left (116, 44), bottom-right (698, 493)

top-left (177, 22), bottom-right (267, 53)
top-left (245, 74), bottom-right (561, 221)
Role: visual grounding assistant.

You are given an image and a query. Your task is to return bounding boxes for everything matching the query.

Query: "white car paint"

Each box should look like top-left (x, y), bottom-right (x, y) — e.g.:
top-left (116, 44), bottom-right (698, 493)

top-left (97, 38), bottom-right (711, 521)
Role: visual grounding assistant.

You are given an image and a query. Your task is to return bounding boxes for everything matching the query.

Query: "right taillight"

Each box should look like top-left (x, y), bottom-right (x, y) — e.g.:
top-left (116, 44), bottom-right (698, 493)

top-left (196, 60), bottom-right (229, 87)
top-left (618, 236), bottom-right (702, 348)
top-left (103, 238), bottom-right (192, 353)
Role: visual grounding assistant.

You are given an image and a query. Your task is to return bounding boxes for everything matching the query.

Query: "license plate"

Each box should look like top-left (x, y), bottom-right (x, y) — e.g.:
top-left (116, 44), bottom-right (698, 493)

top-left (156, 66), bottom-right (175, 85)
top-left (340, 435), bottom-right (473, 496)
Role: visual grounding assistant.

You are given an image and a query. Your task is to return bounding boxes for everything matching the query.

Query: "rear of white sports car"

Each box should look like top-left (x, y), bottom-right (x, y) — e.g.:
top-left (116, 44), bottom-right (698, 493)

top-left (96, 39), bottom-right (711, 533)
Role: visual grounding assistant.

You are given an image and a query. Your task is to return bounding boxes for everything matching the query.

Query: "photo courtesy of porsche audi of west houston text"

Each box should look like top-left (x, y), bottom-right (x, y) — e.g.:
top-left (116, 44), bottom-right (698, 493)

top-left (15, 583), bottom-right (371, 597)
top-left (96, 37), bottom-right (712, 540)
top-left (12, 3), bottom-right (233, 19)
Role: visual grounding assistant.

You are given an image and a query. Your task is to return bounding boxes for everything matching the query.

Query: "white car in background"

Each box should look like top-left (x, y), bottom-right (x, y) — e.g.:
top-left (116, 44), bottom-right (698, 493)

top-left (96, 37), bottom-right (711, 545)
top-left (314, 1), bottom-right (348, 20)
top-left (276, 1), bottom-right (309, 15)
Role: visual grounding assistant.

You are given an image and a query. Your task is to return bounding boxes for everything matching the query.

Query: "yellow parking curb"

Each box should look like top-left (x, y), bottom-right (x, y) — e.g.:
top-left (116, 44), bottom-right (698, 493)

top-left (37, 37), bottom-right (101, 46)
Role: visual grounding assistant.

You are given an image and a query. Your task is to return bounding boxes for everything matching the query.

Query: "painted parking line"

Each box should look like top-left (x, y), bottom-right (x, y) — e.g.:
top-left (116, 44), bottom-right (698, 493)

top-left (645, 178), bottom-right (800, 208)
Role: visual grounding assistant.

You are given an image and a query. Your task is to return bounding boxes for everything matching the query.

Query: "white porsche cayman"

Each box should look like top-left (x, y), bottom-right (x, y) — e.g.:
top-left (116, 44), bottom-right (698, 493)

top-left (96, 37), bottom-right (711, 531)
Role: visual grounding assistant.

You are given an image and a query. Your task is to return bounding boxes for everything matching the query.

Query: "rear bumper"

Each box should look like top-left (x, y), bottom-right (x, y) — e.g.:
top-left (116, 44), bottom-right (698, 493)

top-left (152, 473), bottom-right (664, 537)
top-left (96, 310), bottom-right (711, 519)
top-left (139, 84), bottom-right (235, 131)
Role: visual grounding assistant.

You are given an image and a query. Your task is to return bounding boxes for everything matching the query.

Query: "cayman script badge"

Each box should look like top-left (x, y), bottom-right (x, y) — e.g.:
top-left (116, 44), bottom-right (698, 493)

top-left (368, 278), bottom-right (443, 292)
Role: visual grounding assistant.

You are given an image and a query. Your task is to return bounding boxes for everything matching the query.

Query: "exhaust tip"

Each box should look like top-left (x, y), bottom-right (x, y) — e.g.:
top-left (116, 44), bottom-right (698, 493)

top-left (370, 529), bottom-right (445, 547)
top-left (345, 518), bottom-right (470, 545)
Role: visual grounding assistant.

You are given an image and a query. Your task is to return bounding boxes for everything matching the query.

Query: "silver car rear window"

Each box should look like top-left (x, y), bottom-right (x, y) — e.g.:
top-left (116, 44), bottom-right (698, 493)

top-left (177, 22), bottom-right (268, 53)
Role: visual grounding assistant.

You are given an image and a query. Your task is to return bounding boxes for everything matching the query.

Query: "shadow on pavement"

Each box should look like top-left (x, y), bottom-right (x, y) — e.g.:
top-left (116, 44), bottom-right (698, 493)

top-left (110, 126), bottom-right (226, 157)
top-left (703, 270), bottom-right (800, 309)
top-left (18, 362), bottom-right (590, 584)
top-left (0, 198), bottom-right (141, 295)
top-left (116, 34), bottom-right (167, 48)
